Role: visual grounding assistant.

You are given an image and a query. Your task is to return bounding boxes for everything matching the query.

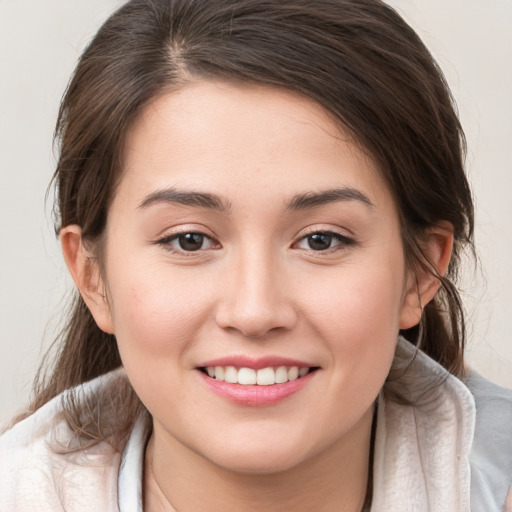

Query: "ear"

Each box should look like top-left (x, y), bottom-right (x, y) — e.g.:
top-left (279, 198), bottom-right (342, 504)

top-left (400, 221), bottom-right (454, 330)
top-left (60, 225), bottom-right (115, 334)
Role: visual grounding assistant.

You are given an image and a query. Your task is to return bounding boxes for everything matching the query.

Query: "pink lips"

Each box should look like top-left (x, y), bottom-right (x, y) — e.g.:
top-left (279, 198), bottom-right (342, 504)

top-left (200, 355), bottom-right (313, 370)
top-left (197, 356), bottom-right (317, 407)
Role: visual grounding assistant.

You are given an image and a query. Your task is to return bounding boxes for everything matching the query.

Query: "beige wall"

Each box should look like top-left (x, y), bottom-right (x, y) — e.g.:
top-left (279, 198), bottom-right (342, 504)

top-left (385, 1), bottom-right (512, 389)
top-left (1, 0), bottom-right (510, 426)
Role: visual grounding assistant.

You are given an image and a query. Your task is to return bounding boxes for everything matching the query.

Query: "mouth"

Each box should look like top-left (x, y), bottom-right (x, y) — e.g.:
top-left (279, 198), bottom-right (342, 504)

top-left (196, 357), bottom-right (320, 405)
top-left (199, 365), bottom-right (319, 386)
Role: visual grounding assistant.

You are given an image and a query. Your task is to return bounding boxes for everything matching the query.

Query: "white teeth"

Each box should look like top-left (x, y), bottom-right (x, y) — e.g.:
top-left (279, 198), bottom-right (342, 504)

top-left (224, 366), bottom-right (238, 384)
top-left (204, 365), bottom-right (312, 385)
top-left (288, 367), bottom-right (299, 381)
top-left (238, 367), bottom-right (257, 385)
top-left (214, 366), bottom-right (225, 380)
top-left (275, 366), bottom-right (288, 384)
top-left (256, 367), bottom-right (275, 386)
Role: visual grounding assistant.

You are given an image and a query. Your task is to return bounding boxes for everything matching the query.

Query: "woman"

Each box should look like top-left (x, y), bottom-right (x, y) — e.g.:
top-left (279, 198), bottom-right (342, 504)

top-left (1, 0), bottom-right (510, 510)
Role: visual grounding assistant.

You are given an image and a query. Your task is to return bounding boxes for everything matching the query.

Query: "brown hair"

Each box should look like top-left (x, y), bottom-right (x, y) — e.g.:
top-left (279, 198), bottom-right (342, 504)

top-left (27, 0), bottom-right (473, 437)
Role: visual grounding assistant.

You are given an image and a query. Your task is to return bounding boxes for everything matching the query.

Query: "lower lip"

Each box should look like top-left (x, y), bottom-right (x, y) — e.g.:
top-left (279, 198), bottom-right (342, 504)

top-left (198, 370), bottom-right (316, 406)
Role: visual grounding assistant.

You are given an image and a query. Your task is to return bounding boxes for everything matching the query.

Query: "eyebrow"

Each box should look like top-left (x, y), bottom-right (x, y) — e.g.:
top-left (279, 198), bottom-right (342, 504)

top-left (286, 188), bottom-right (374, 211)
top-left (138, 188), bottom-right (232, 213)
top-left (138, 186), bottom-right (373, 214)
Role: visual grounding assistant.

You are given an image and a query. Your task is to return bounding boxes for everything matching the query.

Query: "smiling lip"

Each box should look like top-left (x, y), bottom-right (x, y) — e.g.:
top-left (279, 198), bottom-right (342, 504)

top-left (199, 356), bottom-right (314, 370)
top-left (196, 356), bottom-right (318, 406)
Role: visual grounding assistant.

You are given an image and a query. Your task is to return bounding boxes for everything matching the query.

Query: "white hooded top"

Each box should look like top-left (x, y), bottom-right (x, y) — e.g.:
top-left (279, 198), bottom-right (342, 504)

top-left (1, 337), bottom-right (511, 511)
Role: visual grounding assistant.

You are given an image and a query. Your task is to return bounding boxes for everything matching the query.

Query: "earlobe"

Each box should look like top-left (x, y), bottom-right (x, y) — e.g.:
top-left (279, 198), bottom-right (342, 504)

top-left (60, 225), bottom-right (115, 334)
top-left (400, 222), bottom-right (454, 330)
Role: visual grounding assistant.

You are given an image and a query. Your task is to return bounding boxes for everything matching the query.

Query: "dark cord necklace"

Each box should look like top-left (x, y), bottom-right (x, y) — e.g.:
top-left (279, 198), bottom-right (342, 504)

top-left (361, 402), bottom-right (378, 511)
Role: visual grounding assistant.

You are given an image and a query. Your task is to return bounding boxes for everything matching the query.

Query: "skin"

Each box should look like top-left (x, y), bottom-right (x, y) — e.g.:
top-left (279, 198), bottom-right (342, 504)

top-left (61, 81), bottom-right (453, 512)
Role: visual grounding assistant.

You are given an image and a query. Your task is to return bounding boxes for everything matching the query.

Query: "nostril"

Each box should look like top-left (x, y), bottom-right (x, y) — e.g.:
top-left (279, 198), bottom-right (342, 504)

top-left (216, 306), bottom-right (298, 339)
top-left (214, 273), bottom-right (298, 337)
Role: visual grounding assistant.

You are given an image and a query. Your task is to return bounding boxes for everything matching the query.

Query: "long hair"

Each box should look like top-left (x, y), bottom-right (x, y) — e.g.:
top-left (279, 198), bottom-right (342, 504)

top-left (23, 0), bottom-right (473, 441)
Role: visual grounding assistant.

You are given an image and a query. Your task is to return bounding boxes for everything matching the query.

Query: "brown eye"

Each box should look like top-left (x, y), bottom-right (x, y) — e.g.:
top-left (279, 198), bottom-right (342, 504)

top-left (156, 231), bottom-right (218, 253)
top-left (307, 233), bottom-right (333, 251)
top-left (178, 233), bottom-right (205, 251)
top-left (295, 231), bottom-right (355, 252)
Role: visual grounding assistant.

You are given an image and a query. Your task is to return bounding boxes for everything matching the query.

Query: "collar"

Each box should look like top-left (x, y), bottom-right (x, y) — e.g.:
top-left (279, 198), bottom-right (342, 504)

top-left (372, 337), bottom-right (475, 511)
top-left (117, 337), bottom-right (476, 512)
top-left (118, 412), bottom-right (151, 512)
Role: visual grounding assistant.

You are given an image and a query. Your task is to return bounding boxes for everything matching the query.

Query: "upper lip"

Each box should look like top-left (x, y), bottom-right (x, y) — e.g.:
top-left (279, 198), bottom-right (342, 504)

top-left (198, 356), bottom-right (317, 370)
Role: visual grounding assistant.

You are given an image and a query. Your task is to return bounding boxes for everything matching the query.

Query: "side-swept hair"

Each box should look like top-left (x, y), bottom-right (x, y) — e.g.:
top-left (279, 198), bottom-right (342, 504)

top-left (23, 0), bottom-right (473, 441)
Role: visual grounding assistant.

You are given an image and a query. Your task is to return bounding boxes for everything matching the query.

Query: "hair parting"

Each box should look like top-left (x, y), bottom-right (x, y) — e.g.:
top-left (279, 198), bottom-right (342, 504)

top-left (17, 0), bottom-right (474, 446)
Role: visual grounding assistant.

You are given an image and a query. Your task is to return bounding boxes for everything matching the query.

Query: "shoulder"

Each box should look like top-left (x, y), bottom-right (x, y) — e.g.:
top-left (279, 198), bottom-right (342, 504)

top-left (463, 370), bottom-right (512, 511)
top-left (0, 370), bottom-right (129, 511)
top-left (376, 338), bottom-right (511, 511)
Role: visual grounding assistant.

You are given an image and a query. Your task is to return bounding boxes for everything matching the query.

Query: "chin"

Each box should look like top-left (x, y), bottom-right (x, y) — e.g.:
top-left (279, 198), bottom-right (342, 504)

top-left (195, 429), bottom-right (319, 476)
top-left (209, 449), bottom-right (307, 476)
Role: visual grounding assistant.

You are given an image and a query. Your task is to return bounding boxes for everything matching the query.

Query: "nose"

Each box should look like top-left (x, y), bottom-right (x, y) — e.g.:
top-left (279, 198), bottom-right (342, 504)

top-left (215, 251), bottom-right (298, 339)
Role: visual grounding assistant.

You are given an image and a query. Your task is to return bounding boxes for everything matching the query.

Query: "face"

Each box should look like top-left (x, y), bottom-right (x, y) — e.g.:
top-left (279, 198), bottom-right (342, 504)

top-left (94, 81), bottom-right (417, 474)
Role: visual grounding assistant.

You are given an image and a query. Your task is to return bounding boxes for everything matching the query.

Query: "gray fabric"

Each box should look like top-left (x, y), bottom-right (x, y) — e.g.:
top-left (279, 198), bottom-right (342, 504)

top-left (465, 370), bottom-right (512, 511)
top-left (2, 353), bottom-right (509, 510)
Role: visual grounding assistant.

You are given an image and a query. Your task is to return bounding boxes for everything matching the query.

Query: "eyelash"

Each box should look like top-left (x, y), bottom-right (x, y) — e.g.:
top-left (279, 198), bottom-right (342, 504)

top-left (154, 231), bottom-right (219, 255)
top-left (294, 230), bottom-right (356, 253)
top-left (153, 229), bottom-right (355, 255)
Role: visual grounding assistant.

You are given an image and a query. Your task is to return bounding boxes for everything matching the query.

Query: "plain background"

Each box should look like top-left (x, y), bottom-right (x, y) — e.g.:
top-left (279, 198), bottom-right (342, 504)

top-left (0, 0), bottom-right (511, 426)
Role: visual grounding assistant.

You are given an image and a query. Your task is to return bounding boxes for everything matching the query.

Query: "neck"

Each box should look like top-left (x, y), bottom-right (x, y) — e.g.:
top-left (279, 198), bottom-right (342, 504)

top-left (144, 407), bottom-right (374, 512)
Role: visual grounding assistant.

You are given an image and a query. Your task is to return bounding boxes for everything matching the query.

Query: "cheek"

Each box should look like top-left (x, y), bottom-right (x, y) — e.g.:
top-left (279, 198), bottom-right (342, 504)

top-left (103, 262), bottom-right (220, 416)
top-left (105, 261), bottom-right (217, 360)
top-left (306, 265), bottom-right (405, 337)
top-left (301, 256), bottom-right (406, 378)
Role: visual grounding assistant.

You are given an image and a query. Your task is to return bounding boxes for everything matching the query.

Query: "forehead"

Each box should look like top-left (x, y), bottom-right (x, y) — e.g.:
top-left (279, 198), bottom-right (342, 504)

top-left (119, 80), bottom-right (391, 211)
